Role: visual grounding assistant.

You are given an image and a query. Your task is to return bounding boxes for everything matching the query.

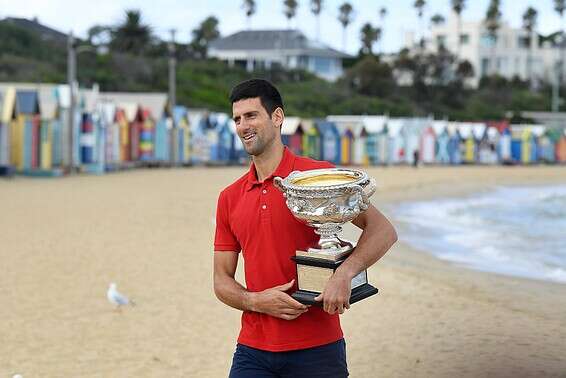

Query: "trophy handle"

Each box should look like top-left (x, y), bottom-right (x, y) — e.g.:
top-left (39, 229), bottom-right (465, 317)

top-left (356, 178), bottom-right (377, 211)
top-left (274, 177), bottom-right (285, 194)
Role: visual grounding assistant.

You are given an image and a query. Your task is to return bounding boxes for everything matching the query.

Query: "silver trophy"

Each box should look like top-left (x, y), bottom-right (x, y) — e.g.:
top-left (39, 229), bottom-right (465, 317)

top-left (274, 168), bottom-right (379, 306)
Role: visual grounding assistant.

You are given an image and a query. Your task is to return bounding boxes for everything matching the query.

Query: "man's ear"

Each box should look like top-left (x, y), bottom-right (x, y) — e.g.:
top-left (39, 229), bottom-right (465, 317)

top-left (272, 107), bottom-right (285, 129)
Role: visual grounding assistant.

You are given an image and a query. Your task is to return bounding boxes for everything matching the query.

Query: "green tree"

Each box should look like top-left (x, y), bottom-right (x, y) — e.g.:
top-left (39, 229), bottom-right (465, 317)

top-left (430, 14), bottom-right (445, 26)
top-left (242, 0), bottom-right (256, 29)
top-left (338, 2), bottom-right (354, 51)
top-left (484, 0), bottom-right (501, 76)
top-left (189, 16), bottom-right (220, 59)
top-left (284, 0), bottom-right (299, 28)
top-left (311, 0), bottom-right (324, 41)
top-left (110, 9), bottom-right (152, 55)
top-left (414, 0), bottom-right (426, 50)
top-left (522, 6), bottom-right (538, 89)
top-left (360, 23), bottom-right (379, 55)
top-left (451, 0), bottom-right (466, 61)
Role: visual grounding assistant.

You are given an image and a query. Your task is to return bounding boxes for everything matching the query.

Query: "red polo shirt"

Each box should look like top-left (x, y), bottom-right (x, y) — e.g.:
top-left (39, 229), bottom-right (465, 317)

top-left (214, 147), bottom-right (343, 352)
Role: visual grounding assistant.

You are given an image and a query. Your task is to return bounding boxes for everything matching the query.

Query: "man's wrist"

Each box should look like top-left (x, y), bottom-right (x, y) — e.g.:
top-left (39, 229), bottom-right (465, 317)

top-left (244, 291), bottom-right (259, 312)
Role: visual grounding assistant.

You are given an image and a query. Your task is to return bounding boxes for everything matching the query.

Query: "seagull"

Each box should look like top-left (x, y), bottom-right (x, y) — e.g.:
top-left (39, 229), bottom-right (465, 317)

top-left (107, 283), bottom-right (135, 310)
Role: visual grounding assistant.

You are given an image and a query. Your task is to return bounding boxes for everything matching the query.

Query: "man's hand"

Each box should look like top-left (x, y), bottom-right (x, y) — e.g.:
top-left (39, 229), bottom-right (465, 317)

top-left (249, 279), bottom-right (309, 320)
top-left (314, 271), bottom-right (352, 315)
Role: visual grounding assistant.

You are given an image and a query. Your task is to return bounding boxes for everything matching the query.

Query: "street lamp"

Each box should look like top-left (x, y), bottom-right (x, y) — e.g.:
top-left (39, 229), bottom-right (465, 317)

top-left (67, 31), bottom-right (95, 173)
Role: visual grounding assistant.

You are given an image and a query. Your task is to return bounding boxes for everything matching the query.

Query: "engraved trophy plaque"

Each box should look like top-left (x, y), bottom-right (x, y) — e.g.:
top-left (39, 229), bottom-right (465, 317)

top-left (274, 168), bottom-right (379, 306)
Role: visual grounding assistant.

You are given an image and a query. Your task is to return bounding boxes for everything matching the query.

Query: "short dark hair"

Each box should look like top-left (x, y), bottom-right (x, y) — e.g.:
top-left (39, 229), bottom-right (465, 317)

top-left (229, 79), bottom-right (284, 115)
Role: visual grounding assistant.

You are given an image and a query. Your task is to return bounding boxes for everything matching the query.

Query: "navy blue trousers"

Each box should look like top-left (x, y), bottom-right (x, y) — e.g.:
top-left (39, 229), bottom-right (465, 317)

top-left (229, 339), bottom-right (349, 378)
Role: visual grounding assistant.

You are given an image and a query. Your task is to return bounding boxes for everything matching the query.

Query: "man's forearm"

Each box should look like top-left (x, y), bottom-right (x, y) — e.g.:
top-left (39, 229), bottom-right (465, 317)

top-left (337, 211), bottom-right (398, 280)
top-left (214, 275), bottom-right (257, 312)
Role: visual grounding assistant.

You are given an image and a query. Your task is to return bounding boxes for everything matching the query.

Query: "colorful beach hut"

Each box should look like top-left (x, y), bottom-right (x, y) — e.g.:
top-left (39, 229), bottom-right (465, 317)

top-left (0, 88), bottom-right (12, 171)
top-left (420, 125), bottom-right (436, 164)
top-left (281, 117), bottom-right (304, 156)
top-left (446, 122), bottom-right (462, 165)
top-left (556, 130), bottom-right (566, 163)
top-left (315, 120), bottom-right (341, 165)
top-left (10, 90), bottom-right (41, 171)
top-left (38, 86), bottom-right (59, 170)
top-left (387, 119), bottom-right (405, 164)
top-left (302, 120), bottom-right (320, 160)
top-left (363, 116), bottom-right (387, 165)
top-left (538, 128), bottom-right (559, 163)
top-left (432, 120), bottom-right (450, 164)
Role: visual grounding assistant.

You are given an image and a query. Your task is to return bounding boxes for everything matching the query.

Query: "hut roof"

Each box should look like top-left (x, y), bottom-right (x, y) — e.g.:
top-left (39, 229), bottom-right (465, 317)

top-left (37, 86), bottom-right (58, 118)
top-left (15, 90), bottom-right (39, 114)
top-left (282, 116), bottom-right (302, 135)
top-left (362, 116), bottom-right (387, 134)
top-left (387, 119), bottom-right (404, 137)
top-left (315, 120), bottom-right (338, 136)
top-left (1, 87), bottom-right (15, 123)
top-left (432, 120), bottom-right (448, 135)
top-left (98, 92), bottom-right (167, 120)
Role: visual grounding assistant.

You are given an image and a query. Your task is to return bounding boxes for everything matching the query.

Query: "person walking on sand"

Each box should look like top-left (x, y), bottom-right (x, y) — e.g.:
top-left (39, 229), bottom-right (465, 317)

top-left (213, 78), bottom-right (397, 377)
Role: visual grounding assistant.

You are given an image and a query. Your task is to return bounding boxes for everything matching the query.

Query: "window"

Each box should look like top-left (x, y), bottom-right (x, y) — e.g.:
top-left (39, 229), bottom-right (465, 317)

top-left (518, 36), bottom-right (530, 48)
top-left (437, 35), bottom-right (446, 48)
top-left (481, 57), bottom-right (490, 76)
top-left (313, 56), bottom-right (332, 73)
top-left (460, 34), bottom-right (470, 45)
top-left (480, 34), bottom-right (497, 48)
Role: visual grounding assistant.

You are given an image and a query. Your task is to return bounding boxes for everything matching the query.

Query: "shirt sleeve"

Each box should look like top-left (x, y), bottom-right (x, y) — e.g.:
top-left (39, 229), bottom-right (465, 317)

top-left (214, 190), bottom-right (242, 253)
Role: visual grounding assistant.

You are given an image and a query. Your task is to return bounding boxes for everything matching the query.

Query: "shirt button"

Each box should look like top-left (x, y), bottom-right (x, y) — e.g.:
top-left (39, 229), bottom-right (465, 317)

top-left (262, 204), bottom-right (267, 210)
top-left (262, 189), bottom-right (267, 194)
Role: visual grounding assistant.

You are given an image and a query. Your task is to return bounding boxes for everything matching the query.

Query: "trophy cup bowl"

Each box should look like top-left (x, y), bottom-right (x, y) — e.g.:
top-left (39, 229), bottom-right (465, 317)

top-left (274, 168), bottom-right (379, 306)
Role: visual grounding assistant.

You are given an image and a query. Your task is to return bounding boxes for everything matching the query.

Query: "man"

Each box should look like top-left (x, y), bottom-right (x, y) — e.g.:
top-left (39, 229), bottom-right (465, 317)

top-left (214, 79), bottom-right (397, 377)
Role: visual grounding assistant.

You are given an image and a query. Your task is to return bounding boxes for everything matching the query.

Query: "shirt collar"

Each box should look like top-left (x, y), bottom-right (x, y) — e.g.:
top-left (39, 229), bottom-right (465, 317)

top-left (245, 147), bottom-right (296, 191)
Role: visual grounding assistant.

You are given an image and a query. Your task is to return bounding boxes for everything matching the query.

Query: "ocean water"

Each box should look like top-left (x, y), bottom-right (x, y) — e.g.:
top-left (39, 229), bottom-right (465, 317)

top-left (391, 185), bottom-right (566, 284)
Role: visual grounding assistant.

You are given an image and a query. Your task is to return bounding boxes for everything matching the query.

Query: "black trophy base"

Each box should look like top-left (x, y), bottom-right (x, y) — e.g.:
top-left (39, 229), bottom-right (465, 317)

top-left (291, 283), bottom-right (379, 306)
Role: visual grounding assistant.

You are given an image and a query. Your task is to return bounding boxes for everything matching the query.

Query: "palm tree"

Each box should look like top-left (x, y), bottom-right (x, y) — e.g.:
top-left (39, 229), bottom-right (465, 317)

top-left (378, 7), bottom-right (387, 54)
top-left (451, 0), bottom-right (466, 61)
top-left (431, 14), bottom-right (445, 26)
top-left (484, 0), bottom-right (501, 76)
top-left (414, 0), bottom-right (426, 51)
top-left (522, 6), bottom-right (538, 89)
top-left (110, 10), bottom-right (152, 55)
top-left (284, 0), bottom-right (299, 29)
top-left (242, 0), bottom-right (256, 30)
top-left (360, 23), bottom-right (379, 55)
top-left (338, 2), bottom-right (354, 51)
top-left (311, 0), bottom-right (324, 41)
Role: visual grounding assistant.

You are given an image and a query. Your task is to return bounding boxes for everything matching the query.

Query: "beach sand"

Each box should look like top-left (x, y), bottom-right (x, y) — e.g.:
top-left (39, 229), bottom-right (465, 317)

top-left (0, 165), bottom-right (565, 377)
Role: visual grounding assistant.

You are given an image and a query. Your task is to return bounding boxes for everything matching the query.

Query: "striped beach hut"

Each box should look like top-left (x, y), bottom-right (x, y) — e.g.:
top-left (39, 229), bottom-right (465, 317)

top-left (281, 117), bottom-right (304, 156)
top-left (446, 122), bottom-right (462, 164)
top-left (432, 120), bottom-right (450, 164)
top-left (38, 86), bottom-right (59, 170)
top-left (556, 130), bottom-right (566, 163)
top-left (402, 118), bottom-right (429, 165)
top-left (498, 126), bottom-right (512, 163)
top-left (0, 87), bottom-right (12, 171)
top-left (420, 124), bottom-right (436, 164)
top-left (315, 120), bottom-right (341, 165)
top-left (478, 126), bottom-right (500, 164)
top-left (387, 119), bottom-right (405, 164)
top-left (172, 106), bottom-right (191, 165)
top-left (327, 115), bottom-right (375, 165)
top-left (10, 90), bottom-right (41, 171)
top-left (455, 123), bottom-right (476, 163)
top-left (362, 116), bottom-right (387, 165)
top-left (217, 113), bottom-right (236, 164)
top-left (302, 119), bottom-right (320, 160)
top-left (538, 128), bottom-right (559, 163)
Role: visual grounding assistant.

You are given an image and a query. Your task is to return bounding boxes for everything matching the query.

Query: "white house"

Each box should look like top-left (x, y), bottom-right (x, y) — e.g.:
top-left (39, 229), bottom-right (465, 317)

top-left (209, 29), bottom-right (350, 81)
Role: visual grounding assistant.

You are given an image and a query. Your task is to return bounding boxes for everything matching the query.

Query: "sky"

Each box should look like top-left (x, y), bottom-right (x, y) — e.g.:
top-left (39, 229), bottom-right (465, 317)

top-left (1, 0), bottom-right (564, 55)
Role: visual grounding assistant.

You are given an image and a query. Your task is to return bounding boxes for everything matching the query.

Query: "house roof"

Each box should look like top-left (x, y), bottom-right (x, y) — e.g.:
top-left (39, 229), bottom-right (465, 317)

top-left (210, 29), bottom-right (350, 58)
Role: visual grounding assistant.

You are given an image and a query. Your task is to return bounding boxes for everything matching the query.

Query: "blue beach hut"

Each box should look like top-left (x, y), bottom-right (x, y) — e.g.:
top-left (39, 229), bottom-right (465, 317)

top-left (315, 120), bottom-right (341, 165)
top-left (432, 121), bottom-right (450, 164)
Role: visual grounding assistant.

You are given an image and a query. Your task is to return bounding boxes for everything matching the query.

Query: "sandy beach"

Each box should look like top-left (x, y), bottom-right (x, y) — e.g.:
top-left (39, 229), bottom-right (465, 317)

top-left (1, 165), bottom-right (565, 377)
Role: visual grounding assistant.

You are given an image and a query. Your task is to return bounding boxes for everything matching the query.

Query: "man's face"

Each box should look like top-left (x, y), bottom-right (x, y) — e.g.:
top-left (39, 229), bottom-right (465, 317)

top-left (232, 97), bottom-right (279, 156)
